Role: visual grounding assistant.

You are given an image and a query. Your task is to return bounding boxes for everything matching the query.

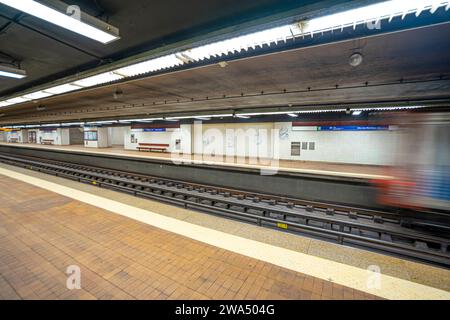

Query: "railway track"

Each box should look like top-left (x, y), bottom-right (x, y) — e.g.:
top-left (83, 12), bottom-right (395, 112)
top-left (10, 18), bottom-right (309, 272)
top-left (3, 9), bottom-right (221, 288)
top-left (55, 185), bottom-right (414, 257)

top-left (0, 151), bottom-right (449, 267)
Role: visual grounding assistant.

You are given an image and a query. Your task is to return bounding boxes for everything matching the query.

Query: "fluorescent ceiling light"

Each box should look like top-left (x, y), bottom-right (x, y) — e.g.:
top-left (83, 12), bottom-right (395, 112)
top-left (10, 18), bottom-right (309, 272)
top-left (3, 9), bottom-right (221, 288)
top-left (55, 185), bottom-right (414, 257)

top-left (23, 91), bottom-right (53, 100)
top-left (238, 111), bottom-right (294, 116)
top-left (0, 0), bottom-right (119, 44)
top-left (114, 54), bottom-right (184, 77)
top-left (352, 110), bottom-right (362, 115)
top-left (208, 114), bottom-right (233, 118)
top-left (87, 120), bottom-right (117, 124)
top-left (167, 114), bottom-right (234, 120)
top-left (177, 0), bottom-right (450, 63)
top-left (353, 106), bottom-right (424, 111)
top-left (41, 123), bottom-right (60, 127)
top-left (295, 109), bottom-right (346, 113)
top-left (0, 101), bottom-right (14, 107)
top-left (127, 118), bottom-right (164, 122)
top-left (44, 84), bottom-right (81, 94)
top-left (288, 113), bottom-right (299, 117)
top-left (73, 72), bottom-right (124, 87)
top-left (236, 115), bottom-right (250, 119)
top-left (185, 25), bottom-right (294, 61)
top-left (0, 65), bottom-right (27, 79)
top-left (304, 0), bottom-right (449, 35)
top-left (165, 116), bottom-right (194, 120)
top-left (61, 122), bottom-right (84, 126)
top-left (6, 97), bottom-right (30, 104)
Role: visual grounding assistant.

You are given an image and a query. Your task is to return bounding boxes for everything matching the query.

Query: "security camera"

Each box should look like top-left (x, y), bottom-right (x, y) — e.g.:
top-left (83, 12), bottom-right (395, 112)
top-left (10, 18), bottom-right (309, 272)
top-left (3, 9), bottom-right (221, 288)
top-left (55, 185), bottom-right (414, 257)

top-left (345, 108), bottom-right (351, 114)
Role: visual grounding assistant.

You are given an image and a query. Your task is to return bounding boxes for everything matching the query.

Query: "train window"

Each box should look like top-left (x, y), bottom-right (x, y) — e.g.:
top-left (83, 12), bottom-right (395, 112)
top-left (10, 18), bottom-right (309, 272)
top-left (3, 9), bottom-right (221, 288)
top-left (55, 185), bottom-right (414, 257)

top-left (309, 142), bottom-right (315, 150)
top-left (301, 142), bottom-right (308, 150)
top-left (434, 125), bottom-right (450, 166)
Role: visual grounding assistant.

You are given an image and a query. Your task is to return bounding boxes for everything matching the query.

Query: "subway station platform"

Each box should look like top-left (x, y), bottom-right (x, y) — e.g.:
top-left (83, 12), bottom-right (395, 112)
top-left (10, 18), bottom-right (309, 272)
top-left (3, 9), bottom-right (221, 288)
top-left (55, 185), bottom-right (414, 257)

top-left (1, 162), bottom-right (448, 300)
top-left (0, 142), bottom-right (389, 180)
top-left (1, 0), bottom-right (450, 305)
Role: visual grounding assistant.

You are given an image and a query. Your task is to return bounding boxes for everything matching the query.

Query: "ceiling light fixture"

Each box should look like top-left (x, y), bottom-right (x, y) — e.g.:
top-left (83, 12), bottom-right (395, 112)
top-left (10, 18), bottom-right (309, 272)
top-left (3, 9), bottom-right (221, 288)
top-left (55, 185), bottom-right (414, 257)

top-left (0, 0), bottom-right (120, 44)
top-left (0, 101), bottom-right (14, 107)
top-left (6, 97), bottom-right (30, 104)
top-left (0, 64), bottom-right (27, 79)
top-left (133, 118), bottom-right (163, 122)
top-left (114, 54), bottom-right (183, 78)
top-left (44, 84), bottom-right (82, 94)
top-left (23, 91), bottom-right (53, 100)
top-left (288, 113), bottom-right (299, 117)
top-left (166, 114), bottom-right (233, 121)
top-left (73, 72), bottom-right (124, 87)
top-left (40, 123), bottom-right (60, 127)
top-left (61, 122), bottom-right (85, 126)
top-left (86, 120), bottom-right (118, 125)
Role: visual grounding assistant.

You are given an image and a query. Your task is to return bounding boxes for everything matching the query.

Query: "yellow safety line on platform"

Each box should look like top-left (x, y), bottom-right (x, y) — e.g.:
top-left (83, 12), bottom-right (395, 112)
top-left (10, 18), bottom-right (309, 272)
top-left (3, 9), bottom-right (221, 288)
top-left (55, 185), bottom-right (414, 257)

top-left (0, 167), bottom-right (447, 300)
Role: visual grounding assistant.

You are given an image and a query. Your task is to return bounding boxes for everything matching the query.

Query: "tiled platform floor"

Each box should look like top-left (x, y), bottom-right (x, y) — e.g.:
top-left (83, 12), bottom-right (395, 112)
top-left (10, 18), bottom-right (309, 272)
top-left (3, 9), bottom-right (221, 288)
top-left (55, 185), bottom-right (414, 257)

top-left (0, 175), bottom-right (381, 300)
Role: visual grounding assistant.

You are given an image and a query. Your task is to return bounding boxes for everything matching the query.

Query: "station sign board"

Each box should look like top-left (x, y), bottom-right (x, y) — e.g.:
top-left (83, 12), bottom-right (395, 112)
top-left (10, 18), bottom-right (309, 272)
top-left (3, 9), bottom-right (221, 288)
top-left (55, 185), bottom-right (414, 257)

top-left (143, 128), bottom-right (166, 132)
top-left (318, 125), bottom-right (389, 131)
top-left (292, 125), bottom-right (390, 131)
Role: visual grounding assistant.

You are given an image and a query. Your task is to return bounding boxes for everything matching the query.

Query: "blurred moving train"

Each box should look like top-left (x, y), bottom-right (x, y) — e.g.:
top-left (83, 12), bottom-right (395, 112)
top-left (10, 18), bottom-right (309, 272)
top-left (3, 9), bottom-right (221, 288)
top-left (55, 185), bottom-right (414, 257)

top-left (377, 112), bottom-right (450, 213)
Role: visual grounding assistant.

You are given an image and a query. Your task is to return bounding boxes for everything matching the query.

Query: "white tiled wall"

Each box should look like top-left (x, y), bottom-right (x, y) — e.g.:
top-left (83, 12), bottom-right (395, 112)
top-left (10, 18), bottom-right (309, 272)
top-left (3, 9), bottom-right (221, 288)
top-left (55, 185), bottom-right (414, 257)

top-left (193, 122), bottom-right (275, 158)
top-left (36, 128), bottom-right (70, 145)
top-left (111, 127), bottom-right (125, 145)
top-left (274, 122), bottom-right (399, 165)
top-left (119, 121), bottom-right (399, 165)
top-left (124, 125), bottom-right (192, 153)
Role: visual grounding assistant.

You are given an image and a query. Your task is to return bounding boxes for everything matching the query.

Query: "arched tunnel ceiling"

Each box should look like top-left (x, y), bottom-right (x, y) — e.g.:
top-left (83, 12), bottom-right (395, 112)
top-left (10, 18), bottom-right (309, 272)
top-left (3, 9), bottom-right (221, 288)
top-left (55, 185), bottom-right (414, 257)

top-left (2, 21), bottom-right (450, 125)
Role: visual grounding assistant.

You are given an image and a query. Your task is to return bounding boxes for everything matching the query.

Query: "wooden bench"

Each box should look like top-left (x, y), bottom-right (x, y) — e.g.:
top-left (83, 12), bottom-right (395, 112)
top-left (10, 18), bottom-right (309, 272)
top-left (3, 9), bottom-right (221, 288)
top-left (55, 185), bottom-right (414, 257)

top-left (41, 139), bottom-right (54, 145)
top-left (137, 143), bottom-right (169, 152)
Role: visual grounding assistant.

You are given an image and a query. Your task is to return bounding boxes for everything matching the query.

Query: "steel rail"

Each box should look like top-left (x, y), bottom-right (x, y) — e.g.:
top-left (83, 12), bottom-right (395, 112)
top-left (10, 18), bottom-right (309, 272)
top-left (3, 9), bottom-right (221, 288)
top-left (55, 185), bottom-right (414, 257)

top-left (0, 152), bottom-right (448, 267)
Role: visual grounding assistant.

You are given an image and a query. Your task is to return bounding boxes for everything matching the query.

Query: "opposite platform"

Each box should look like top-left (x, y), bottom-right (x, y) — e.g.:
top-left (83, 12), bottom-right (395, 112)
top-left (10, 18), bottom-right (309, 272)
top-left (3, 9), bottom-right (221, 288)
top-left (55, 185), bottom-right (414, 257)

top-left (0, 142), bottom-right (389, 180)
